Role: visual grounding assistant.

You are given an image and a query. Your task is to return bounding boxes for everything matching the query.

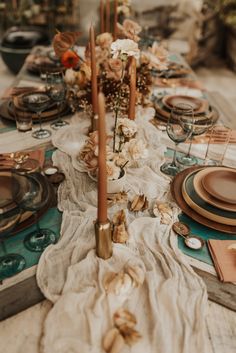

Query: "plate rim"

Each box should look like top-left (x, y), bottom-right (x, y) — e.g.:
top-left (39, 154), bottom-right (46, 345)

top-left (162, 94), bottom-right (208, 114)
top-left (193, 168), bottom-right (236, 211)
top-left (170, 166), bottom-right (236, 234)
top-left (182, 171), bottom-right (236, 226)
top-left (202, 168), bottom-right (236, 204)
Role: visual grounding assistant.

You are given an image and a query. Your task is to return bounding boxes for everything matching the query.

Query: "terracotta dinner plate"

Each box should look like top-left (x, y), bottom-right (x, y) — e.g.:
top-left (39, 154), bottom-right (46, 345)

top-left (162, 95), bottom-right (208, 114)
top-left (201, 168), bottom-right (236, 204)
top-left (154, 99), bottom-right (218, 124)
top-left (170, 166), bottom-right (236, 234)
top-left (193, 167), bottom-right (236, 212)
top-left (182, 171), bottom-right (236, 226)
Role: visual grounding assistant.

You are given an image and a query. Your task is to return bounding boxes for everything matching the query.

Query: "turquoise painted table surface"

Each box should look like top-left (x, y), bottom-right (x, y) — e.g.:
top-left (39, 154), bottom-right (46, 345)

top-left (177, 213), bottom-right (236, 266)
top-left (0, 207), bottom-right (62, 281)
top-left (0, 148), bottom-right (62, 281)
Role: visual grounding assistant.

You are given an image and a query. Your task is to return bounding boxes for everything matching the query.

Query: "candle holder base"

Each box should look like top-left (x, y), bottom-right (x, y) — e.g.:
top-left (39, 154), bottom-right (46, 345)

top-left (94, 220), bottom-right (112, 259)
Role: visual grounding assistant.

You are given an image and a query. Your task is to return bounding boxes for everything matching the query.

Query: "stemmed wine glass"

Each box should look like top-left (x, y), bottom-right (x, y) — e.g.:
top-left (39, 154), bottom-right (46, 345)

top-left (46, 72), bottom-right (69, 130)
top-left (160, 103), bottom-right (194, 176)
top-left (0, 208), bottom-right (26, 281)
top-left (23, 92), bottom-right (51, 139)
top-left (177, 110), bottom-right (216, 166)
top-left (12, 172), bottom-right (57, 252)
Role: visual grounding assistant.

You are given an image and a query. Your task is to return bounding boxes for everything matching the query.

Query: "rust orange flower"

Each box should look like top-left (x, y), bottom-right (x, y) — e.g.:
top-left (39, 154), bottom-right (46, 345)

top-left (61, 50), bottom-right (79, 69)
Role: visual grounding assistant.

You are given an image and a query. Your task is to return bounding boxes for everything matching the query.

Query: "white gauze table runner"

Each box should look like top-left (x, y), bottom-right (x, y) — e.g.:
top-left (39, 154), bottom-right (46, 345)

top-left (37, 107), bottom-right (208, 353)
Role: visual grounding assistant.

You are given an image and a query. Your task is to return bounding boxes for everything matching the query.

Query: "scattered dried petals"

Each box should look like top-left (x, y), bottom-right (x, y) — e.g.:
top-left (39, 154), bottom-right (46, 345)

top-left (103, 327), bottom-right (119, 352)
top-left (153, 202), bottom-right (172, 224)
top-left (130, 194), bottom-right (149, 212)
top-left (114, 308), bottom-right (137, 328)
top-left (119, 324), bottom-right (142, 346)
top-left (112, 210), bottom-right (129, 243)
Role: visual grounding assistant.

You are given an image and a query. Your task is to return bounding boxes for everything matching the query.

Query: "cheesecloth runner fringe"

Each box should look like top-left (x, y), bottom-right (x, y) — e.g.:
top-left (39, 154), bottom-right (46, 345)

top-left (37, 108), bottom-right (208, 353)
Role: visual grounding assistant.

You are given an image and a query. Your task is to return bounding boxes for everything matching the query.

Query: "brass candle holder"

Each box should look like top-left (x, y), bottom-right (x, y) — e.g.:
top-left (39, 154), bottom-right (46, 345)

top-left (94, 220), bottom-right (112, 259)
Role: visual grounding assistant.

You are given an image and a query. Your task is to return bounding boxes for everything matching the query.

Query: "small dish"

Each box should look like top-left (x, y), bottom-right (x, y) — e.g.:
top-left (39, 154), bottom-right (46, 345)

top-left (172, 221), bottom-right (204, 250)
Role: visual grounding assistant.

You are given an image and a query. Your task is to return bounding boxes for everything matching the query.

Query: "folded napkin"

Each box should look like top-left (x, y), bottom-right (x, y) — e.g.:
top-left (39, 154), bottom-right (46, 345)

top-left (0, 149), bottom-right (45, 169)
top-left (190, 130), bottom-right (236, 145)
top-left (208, 239), bottom-right (236, 282)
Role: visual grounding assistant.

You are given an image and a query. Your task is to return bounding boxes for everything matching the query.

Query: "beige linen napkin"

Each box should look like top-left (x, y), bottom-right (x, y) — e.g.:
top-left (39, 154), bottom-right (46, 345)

top-left (208, 239), bottom-right (236, 282)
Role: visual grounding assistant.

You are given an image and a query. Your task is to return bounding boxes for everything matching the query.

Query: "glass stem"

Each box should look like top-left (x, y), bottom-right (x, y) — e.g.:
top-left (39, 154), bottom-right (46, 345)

top-left (186, 136), bottom-right (193, 157)
top-left (34, 212), bottom-right (41, 235)
top-left (57, 101), bottom-right (62, 122)
top-left (171, 143), bottom-right (178, 166)
top-left (38, 112), bottom-right (42, 131)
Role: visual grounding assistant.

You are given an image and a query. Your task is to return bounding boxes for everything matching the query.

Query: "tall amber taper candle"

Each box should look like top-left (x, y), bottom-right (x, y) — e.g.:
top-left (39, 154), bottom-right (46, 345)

top-left (98, 93), bottom-right (108, 223)
top-left (113, 0), bottom-right (118, 40)
top-left (89, 25), bottom-right (98, 128)
top-left (105, 0), bottom-right (110, 33)
top-left (128, 57), bottom-right (136, 120)
top-left (100, 0), bottom-right (105, 33)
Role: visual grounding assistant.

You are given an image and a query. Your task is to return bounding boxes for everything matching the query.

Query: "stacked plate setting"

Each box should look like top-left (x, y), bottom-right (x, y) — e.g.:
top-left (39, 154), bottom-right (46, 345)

top-left (26, 49), bottom-right (64, 76)
top-left (154, 94), bottom-right (219, 124)
top-left (0, 170), bottom-right (52, 236)
top-left (171, 166), bottom-right (236, 234)
top-left (0, 90), bottom-right (69, 123)
top-left (151, 62), bottom-right (190, 78)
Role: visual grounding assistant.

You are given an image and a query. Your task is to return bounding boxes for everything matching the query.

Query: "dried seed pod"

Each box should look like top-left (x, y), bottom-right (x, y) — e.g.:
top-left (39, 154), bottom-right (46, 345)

top-left (126, 265), bottom-right (145, 287)
top-left (112, 210), bottom-right (129, 244)
top-left (153, 201), bottom-right (172, 224)
top-left (130, 194), bottom-right (149, 212)
top-left (113, 224), bottom-right (129, 244)
top-left (103, 327), bottom-right (120, 352)
top-left (113, 209), bottom-right (126, 225)
top-left (114, 308), bottom-right (137, 329)
top-left (107, 192), bottom-right (128, 207)
top-left (158, 203), bottom-right (172, 216)
top-left (109, 333), bottom-right (125, 353)
top-left (119, 324), bottom-right (142, 346)
top-left (103, 271), bottom-right (132, 296)
top-left (161, 213), bottom-right (172, 225)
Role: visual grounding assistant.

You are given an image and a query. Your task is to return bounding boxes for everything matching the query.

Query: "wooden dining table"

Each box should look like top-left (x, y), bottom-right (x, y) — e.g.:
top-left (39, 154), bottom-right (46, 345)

top-left (0, 46), bottom-right (235, 353)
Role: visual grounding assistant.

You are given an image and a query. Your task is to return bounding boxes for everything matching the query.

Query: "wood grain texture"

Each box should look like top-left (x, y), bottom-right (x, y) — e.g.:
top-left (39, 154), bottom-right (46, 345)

top-left (0, 275), bottom-right (44, 321)
top-left (206, 301), bottom-right (236, 353)
top-left (193, 267), bottom-right (236, 312)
